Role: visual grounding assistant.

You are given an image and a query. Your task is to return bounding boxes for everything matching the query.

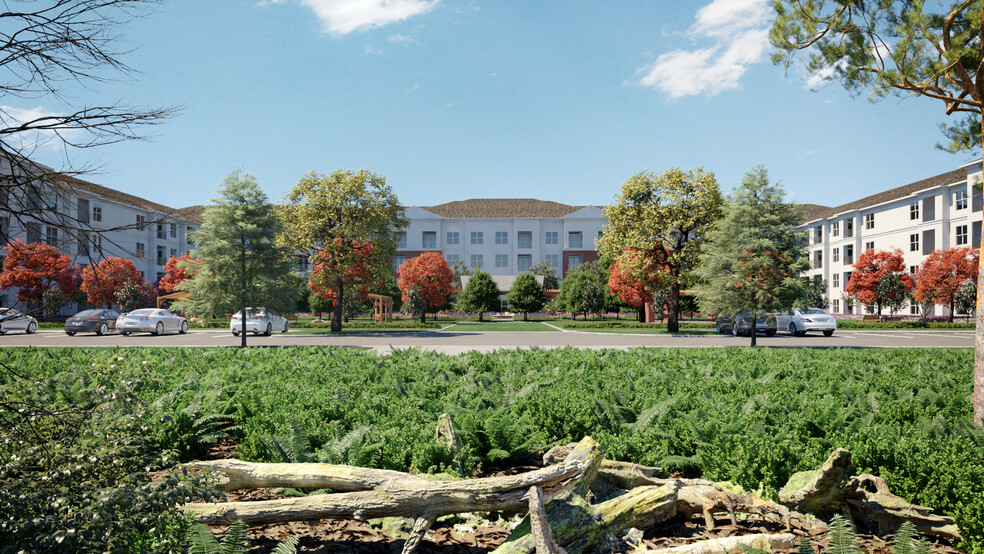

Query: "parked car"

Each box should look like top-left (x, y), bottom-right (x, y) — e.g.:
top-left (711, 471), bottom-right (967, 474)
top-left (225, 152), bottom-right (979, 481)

top-left (778, 307), bottom-right (836, 337)
top-left (0, 308), bottom-right (38, 334)
top-left (230, 308), bottom-right (290, 336)
top-left (117, 308), bottom-right (189, 336)
top-left (65, 308), bottom-right (121, 336)
top-left (715, 310), bottom-right (777, 336)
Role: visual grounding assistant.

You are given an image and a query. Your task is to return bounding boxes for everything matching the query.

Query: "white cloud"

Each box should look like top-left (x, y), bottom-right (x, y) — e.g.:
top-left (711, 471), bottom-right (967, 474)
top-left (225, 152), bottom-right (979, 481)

top-left (0, 105), bottom-right (80, 151)
top-left (388, 32), bottom-right (419, 45)
top-left (638, 0), bottom-right (771, 98)
top-left (298, 0), bottom-right (438, 35)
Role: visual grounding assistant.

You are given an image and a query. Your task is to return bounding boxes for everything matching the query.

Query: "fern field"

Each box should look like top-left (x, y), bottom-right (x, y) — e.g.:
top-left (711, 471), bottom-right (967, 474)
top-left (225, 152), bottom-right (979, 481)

top-left (2, 346), bottom-right (982, 552)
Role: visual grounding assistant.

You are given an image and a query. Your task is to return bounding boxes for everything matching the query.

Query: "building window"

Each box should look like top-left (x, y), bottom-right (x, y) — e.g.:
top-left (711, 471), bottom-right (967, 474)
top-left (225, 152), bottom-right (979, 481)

top-left (832, 273), bottom-right (839, 288)
top-left (545, 231), bottom-right (558, 245)
top-left (910, 233), bottom-right (919, 252)
top-left (393, 255), bottom-right (406, 273)
top-left (170, 248), bottom-right (176, 259)
top-left (957, 224), bottom-right (969, 245)
top-left (910, 203), bottom-right (919, 220)
top-left (136, 214), bottom-right (146, 230)
top-left (831, 222), bottom-right (839, 237)
top-left (135, 242), bottom-right (145, 258)
top-left (518, 231), bottom-right (532, 249)
top-left (568, 232), bottom-right (582, 249)
top-left (956, 190), bottom-right (968, 210)
top-left (910, 303), bottom-right (921, 315)
top-left (833, 247), bottom-right (840, 262)
top-left (157, 223), bottom-right (166, 239)
top-left (495, 231), bottom-right (508, 245)
top-left (470, 254), bottom-right (483, 269)
top-left (495, 254), bottom-right (508, 268)
top-left (518, 254), bottom-right (532, 273)
top-left (93, 234), bottom-right (102, 253)
top-left (397, 232), bottom-right (407, 249)
top-left (45, 226), bottom-right (58, 247)
top-left (864, 213), bottom-right (874, 229)
top-left (445, 254), bottom-right (459, 265)
top-left (813, 227), bottom-right (822, 243)
top-left (845, 219), bottom-right (854, 238)
top-left (864, 241), bottom-right (874, 251)
top-left (92, 204), bottom-right (102, 222)
top-left (470, 231), bottom-right (483, 245)
top-left (170, 223), bottom-right (177, 238)
top-left (832, 299), bottom-right (840, 313)
top-left (909, 265), bottom-right (917, 274)
top-left (813, 250), bottom-right (822, 269)
top-left (568, 254), bottom-right (582, 271)
top-left (422, 231), bottom-right (437, 249)
top-left (545, 254), bottom-right (559, 269)
top-left (844, 245), bottom-right (854, 264)
top-left (156, 246), bottom-right (165, 265)
top-left (447, 231), bottom-right (459, 245)
top-left (156, 271), bottom-right (165, 283)
top-left (79, 232), bottom-right (90, 257)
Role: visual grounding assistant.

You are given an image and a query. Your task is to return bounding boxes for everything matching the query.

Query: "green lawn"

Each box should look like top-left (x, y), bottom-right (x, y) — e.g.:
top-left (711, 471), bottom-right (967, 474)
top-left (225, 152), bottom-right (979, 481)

top-left (441, 321), bottom-right (560, 332)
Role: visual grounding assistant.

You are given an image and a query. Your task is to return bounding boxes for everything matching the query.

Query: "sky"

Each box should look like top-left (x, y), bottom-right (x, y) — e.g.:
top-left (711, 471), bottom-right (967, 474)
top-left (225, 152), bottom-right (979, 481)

top-left (9, 0), bottom-right (975, 211)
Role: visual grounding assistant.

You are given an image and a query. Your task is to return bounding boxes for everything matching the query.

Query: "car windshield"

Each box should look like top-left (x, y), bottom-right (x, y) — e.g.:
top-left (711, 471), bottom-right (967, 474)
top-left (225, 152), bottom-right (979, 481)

top-left (804, 308), bottom-right (828, 315)
top-left (130, 309), bottom-right (155, 316)
top-left (75, 310), bottom-right (100, 318)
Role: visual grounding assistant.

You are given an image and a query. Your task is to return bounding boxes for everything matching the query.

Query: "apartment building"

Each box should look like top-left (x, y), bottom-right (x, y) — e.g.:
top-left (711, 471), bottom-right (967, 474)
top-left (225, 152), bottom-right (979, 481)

top-left (394, 199), bottom-right (607, 282)
top-left (798, 160), bottom-right (983, 317)
top-left (1, 170), bottom-right (203, 310)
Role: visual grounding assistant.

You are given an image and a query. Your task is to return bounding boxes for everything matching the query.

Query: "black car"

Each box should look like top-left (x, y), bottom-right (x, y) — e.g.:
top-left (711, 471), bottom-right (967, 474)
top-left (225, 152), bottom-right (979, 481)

top-left (715, 310), bottom-right (778, 336)
top-left (65, 309), bottom-right (121, 336)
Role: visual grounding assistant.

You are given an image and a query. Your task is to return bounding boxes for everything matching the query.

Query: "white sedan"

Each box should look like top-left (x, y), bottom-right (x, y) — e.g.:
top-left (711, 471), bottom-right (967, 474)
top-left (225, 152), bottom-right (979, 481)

top-left (0, 308), bottom-right (38, 334)
top-left (117, 308), bottom-right (189, 336)
top-left (230, 308), bottom-right (290, 336)
top-left (777, 307), bottom-right (837, 337)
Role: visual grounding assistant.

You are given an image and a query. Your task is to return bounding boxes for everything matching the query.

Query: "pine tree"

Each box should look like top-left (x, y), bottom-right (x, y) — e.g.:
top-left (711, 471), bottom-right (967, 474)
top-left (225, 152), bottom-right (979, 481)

top-left (695, 166), bottom-right (808, 346)
top-left (174, 170), bottom-right (296, 347)
top-left (507, 272), bottom-right (545, 321)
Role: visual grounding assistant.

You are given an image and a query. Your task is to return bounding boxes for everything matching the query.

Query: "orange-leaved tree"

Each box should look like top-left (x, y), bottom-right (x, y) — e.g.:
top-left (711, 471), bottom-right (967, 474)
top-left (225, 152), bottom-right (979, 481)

top-left (913, 247), bottom-right (980, 323)
top-left (159, 254), bottom-right (198, 293)
top-left (308, 238), bottom-right (385, 311)
top-left (397, 252), bottom-right (453, 323)
top-left (608, 247), bottom-right (670, 322)
top-left (80, 257), bottom-right (141, 307)
top-left (844, 248), bottom-right (912, 317)
top-left (0, 240), bottom-right (78, 312)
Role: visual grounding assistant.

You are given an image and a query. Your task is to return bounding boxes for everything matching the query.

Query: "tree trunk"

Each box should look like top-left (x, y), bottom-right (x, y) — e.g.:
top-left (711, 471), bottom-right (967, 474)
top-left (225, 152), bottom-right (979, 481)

top-left (976, 242), bottom-right (984, 424)
top-left (667, 282), bottom-right (680, 333)
top-left (420, 312), bottom-right (426, 324)
top-left (332, 277), bottom-right (343, 333)
top-left (948, 297), bottom-right (955, 323)
top-left (638, 305), bottom-right (646, 323)
top-left (749, 314), bottom-right (757, 347)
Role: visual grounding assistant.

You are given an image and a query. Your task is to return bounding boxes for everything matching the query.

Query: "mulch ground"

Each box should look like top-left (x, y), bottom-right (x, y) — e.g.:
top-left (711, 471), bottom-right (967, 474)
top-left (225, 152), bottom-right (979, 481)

top-left (178, 441), bottom-right (964, 553)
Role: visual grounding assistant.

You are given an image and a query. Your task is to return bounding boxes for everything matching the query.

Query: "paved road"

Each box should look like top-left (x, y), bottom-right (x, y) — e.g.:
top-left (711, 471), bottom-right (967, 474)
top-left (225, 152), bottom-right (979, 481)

top-left (0, 326), bottom-right (973, 354)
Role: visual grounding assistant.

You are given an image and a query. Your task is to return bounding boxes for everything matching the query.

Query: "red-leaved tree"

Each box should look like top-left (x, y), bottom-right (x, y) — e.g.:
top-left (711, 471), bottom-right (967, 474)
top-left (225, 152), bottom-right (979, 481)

top-left (913, 247), bottom-right (980, 322)
top-left (844, 248), bottom-right (913, 317)
top-left (607, 247), bottom-right (670, 322)
top-left (159, 254), bottom-right (198, 293)
top-left (397, 252), bottom-right (453, 322)
top-left (308, 239), bottom-right (385, 306)
top-left (80, 257), bottom-right (141, 307)
top-left (0, 240), bottom-right (78, 311)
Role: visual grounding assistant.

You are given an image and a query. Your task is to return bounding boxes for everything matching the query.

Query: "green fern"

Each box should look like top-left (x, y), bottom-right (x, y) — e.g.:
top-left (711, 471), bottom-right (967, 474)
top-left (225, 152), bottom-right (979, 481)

top-left (270, 535), bottom-right (300, 554)
top-left (797, 536), bottom-right (814, 554)
top-left (219, 521), bottom-right (249, 554)
top-left (185, 523), bottom-right (221, 554)
top-left (185, 520), bottom-right (298, 554)
top-left (826, 515), bottom-right (862, 554)
top-left (262, 418), bottom-right (312, 463)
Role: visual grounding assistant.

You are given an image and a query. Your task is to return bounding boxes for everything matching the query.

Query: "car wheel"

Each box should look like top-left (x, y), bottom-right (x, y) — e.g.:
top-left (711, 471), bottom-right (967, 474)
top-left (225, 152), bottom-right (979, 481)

top-left (823, 330), bottom-right (834, 337)
top-left (96, 323), bottom-right (108, 336)
top-left (121, 331), bottom-right (130, 336)
top-left (154, 322), bottom-right (164, 336)
top-left (26, 321), bottom-right (37, 334)
top-left (282, 321), bottom-right (289, 333)
top-left (232, 331), bottom-right (240, 336)
top-left (788, 323), bottom-right (798, 337)
top-left (65, 330), bottom-right (76, 336)
top-left (180, 321), bottom-right (189, 334)
top-left (765, 330), bottom-right (776, 337)
top-left (264, 323), bottom-right (273, 336)
top-left (730, 326), bottom-right (738, 337)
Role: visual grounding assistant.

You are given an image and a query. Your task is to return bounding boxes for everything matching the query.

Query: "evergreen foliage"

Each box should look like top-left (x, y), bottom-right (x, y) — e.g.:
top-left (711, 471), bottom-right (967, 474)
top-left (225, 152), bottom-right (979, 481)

top-left (458, 270), bottom-right (500, 321)
top-left (695, 166), bottom-right (808, 345)
top-left (528, 261), bottom-right (560, 290)
top-left (175, 170), bottom-right (296, 346)
top-left (557, 261), bottom-right (608, 319)
top-left (507, 272), bottom-right (546, 320)
top-left (185, 520), bottom-right (299, 554)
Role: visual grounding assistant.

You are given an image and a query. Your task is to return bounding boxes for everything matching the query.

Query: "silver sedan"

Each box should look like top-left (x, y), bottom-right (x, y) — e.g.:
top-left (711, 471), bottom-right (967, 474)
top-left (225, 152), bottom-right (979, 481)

top-left (0, 308), bottom-right (38, 334)
top-left (778, 307), bottom-right (837, 337)
top-left (230, 308), bottom-right (290, 336)
top-left (117, 308), bottom-right (189, 336)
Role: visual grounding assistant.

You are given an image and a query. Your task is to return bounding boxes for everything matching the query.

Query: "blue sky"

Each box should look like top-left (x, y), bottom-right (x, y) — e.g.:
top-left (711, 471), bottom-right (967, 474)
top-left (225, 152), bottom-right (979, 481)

top-left (11, 0), bottom-right (973, 210)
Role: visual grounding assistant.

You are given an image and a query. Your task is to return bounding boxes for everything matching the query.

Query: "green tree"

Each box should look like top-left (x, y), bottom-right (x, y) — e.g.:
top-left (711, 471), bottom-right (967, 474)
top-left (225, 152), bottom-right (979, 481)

top-left (279, 170), bottom-right (406, 332)
top-left (458, 270), bottom-right (500, 321)
top-left (878, 271), bottom-right (910, 317)
top-left (308, 289), bottom-right (332, 320)
top-left (175, 170), bottom-right (295, 347)
top-left (558, 262), bottom-right (608, 319)
top-left (506, 272), bottom-right (546, 321)
top-left (771, 0), bottom-right (984, 421)
top-left (957, 278), bottom-right (977, 321)
top-left (695, 167), bottom-right (808, 346)
top-left (528, 261), bottom-right (560, 290)
top-left (600, 168), bottom-right (723, 332)
top-left (799, 276), bottom-right (830, 311)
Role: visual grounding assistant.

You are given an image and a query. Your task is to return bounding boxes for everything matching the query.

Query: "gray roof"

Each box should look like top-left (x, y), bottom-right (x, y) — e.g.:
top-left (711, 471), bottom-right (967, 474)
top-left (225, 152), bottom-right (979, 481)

top-left (422, 199), bottom-right (584, 218)
top-left (53, 174), bottom-right (204, 223)
top-left (797, 168), bottom-right (966, 224)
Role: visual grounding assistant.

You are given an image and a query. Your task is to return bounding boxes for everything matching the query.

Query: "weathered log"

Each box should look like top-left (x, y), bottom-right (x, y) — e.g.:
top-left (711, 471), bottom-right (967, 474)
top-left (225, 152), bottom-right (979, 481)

top-left (779, 448), bottom-right (860, 516)
top-left (676, 484), bottom-right (825, 533)
top-left (188, 459), bottom-right (435, 492)
top-left (643, 532), bottom-right (797, 554)
top-left (525, 486), bottom-right (566, 554)
top-left (846, 474), bottom-right (961, 541)
top-left (436, 413), bottom-right (465, 479)
top-left (184, 460), bottom-right (586, 526)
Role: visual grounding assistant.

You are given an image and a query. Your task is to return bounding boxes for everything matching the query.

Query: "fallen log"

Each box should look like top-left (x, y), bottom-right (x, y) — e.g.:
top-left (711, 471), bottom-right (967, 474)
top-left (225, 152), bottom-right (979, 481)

top-left (847, 474), bottom-right (961, 541)
top-left (643, 532), bottom-right (797, 554)
top-left (188, 459), bottom-right (435, 492)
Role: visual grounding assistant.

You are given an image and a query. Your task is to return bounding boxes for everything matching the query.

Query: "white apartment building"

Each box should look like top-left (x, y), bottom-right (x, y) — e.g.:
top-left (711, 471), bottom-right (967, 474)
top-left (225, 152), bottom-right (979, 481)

top-left (393, 199), bottom-right (607, 284)
top-left (1, 171), bottom-right (202, 310)
top-left (798, 160), bottom-right (983, 317)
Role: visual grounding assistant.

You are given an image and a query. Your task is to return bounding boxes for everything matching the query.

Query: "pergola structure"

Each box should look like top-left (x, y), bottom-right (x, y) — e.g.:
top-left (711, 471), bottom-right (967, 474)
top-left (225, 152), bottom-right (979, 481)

top-left (367, 293), bottom-right (393, 323)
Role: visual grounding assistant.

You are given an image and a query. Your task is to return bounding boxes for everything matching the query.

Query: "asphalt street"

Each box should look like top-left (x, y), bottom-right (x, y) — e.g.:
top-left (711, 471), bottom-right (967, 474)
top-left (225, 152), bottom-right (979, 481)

top-left (0, 325), bottom-right (973, 354)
